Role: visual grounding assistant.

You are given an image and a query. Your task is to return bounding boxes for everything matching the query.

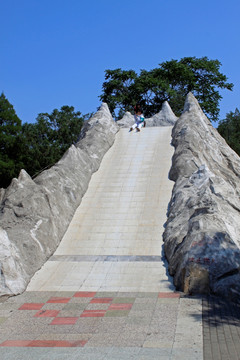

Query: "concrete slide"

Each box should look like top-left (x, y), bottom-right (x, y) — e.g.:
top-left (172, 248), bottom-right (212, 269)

top-left (27, 127), bottom-right (175, 293)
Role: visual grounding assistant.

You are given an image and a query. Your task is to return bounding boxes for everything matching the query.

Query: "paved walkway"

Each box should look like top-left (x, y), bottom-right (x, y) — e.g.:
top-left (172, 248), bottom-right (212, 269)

top-left (0, 127), bottom-right (203, 359)
top-left (203, 295), bottom-right (240, 360)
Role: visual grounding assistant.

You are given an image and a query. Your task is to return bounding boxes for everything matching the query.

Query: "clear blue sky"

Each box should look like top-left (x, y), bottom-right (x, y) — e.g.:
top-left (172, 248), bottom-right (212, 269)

top-left (1, 0), bottom-right (240, 124)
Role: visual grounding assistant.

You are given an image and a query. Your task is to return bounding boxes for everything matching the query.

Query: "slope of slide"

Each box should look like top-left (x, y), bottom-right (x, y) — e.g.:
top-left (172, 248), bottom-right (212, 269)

top-left (27, 127), bottom-right (175, 293)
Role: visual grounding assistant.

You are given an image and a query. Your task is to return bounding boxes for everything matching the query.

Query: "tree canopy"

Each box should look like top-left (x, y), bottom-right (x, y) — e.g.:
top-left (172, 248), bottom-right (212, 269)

top-left (0, 95), bottom-right (87, 188)
top-left (99, 57), bottom-right (233, 122)
top-left (0, 92), bottom-right (24, 187)
top-left (21, 106), bottom-right (86, 177)
top-left (217, 108), bottom-right (240, 156)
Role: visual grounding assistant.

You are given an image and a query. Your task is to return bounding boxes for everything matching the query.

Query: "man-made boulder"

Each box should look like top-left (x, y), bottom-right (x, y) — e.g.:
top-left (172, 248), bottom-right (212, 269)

top-left (164, 93), bottom-right (240, 302)
top-left (146, 101), bottom-right (178, 126)
top-left (117, 112), bottom-right (135, 128)
top-left (117, 101), bottom-right (178, 128)
top-left (0, 103), bottom-right (119, 297)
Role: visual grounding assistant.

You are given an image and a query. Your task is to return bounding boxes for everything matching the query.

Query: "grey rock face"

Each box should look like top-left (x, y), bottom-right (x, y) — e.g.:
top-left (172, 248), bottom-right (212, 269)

top-left (146, 101), bottom-right (178, 126)
top-left (117, 101), bottom-right (177, 128)
top-left (0, 103), bottom-right (118, 297)
top-left (117, 112), bottom-right (135, 128)
top-left (164, 93), bottom-right (240, 302)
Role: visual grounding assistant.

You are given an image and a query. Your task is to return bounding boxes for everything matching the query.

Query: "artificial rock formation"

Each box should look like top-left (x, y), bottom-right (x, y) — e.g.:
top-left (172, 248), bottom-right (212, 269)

top-left (0, 103), bottom-right (118, 297)
top-left (164, 93), bottom-right (240, 302)
top-left (146, 101), bottom-right (178, 126)
top-left (117, 101), bottom-right (177, 128)
top-left (117, 112), bottom-right (135, 128)
top-left (1, 93), bottom-right (240, 303)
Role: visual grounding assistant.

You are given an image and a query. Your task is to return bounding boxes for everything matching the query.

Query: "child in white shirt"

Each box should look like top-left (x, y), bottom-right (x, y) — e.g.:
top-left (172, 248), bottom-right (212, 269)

top-left (129, 104), bottom-right (145, 132)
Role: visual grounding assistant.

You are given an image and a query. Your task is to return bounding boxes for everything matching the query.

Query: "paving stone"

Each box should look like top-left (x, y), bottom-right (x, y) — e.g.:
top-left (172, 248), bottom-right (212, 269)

top-left (41, 303), bottom-right (67, 310)
top-left (51, 291), bottom-right (76, 298)
top-left (94, 292), bottom-right (118, 298)
top-left (56, 309), bottom-right (83, 317)
top-left (132, 303), bottom-right (156, 311)
top-left (95, 319), bottom-right (126, 334)
top-left (0, 302), bottom-right (21, 310)
top-left (139, 347), bottom-right (172, 357)
top-left (105, 310), bottom-right (130, 317)
top-left (73, 318), bottom-right (101, 333)
top-left (202, 295), bottom-right (240, 360)
top-left (115, 292), bottom-right (139, 298)
top-left (90, 297), bottom-right (113, 304)
top-left (69, 297), bottom-right (91, 304)
top-left (0, 317), bottom-right (7, 325)
top-left (171, 348), bottom-right (203, 360)
top-left (112, 297), bottom-right (135, 304)
top-left (85, 303), bottom-right (110, 310)
top-left (128, 309), bottom-right (154, 319)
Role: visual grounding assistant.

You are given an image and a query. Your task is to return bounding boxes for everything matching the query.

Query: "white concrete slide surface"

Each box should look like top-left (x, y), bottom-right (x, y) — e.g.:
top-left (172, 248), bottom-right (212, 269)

top-left (27, 127), bottom-right (175, 293)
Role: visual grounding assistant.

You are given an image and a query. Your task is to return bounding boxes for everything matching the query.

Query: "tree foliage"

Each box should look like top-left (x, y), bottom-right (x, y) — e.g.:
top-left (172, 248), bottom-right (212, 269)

top-left (21, 106), bottom-right (87, 178)
top-left (0, 96), bottom-right (87, 188)
top-left (0, 92), bottom-right (24, 187)
top-left (21, 106), bottom-right (86, 177)
top-left (100, 57), bottom-right (233, 121)
top-left (218, 109), bottom-right (240, 156)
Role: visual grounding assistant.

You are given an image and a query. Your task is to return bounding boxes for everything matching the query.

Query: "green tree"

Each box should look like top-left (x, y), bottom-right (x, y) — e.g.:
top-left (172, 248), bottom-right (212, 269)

top-left (100, 57), bottom-right (233, 121)
top-left (22, 106), bottom-right (86, 177)
top-left (100, 69), bottom-right (138, 118)
top-left (218, 109), bottom-right (240, 155)
top-left (0, 92), bottom-right (24, 188)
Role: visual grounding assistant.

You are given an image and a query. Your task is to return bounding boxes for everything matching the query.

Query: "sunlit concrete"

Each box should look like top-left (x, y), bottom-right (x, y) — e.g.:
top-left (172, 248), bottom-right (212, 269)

top-left (27, 127), bottom-right (175, 293)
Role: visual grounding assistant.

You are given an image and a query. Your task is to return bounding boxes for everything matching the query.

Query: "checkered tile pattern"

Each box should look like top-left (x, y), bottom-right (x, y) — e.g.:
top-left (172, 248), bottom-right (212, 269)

top-left (0, 291), bottom-right (180, 348)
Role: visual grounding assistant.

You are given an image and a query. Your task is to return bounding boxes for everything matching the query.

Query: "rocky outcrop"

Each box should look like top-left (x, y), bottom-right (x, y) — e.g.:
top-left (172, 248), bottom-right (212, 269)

top-left (117, 101), bottom-right (177, 128)
top-left (146, 101), bottom-right (178, 126)
top-left (0, 103), bottom-right (119, 297)
top-left (164, 93), bottom-right (240, 302)
top-left (117, 112), bottom-right (135, 128)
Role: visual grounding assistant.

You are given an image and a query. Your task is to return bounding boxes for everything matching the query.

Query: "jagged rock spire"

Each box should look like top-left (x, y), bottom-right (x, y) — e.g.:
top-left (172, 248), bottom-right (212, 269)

top-left (146, 101), bottom-right (178, 126)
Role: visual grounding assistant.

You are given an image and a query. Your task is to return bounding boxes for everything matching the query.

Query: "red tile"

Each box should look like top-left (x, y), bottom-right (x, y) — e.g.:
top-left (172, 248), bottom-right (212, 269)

top-left (158, 292), bottom-right (180, 298)
top-left (71, 340), bottom-right (88, 347)
top-left (47, 297), bottom-right (71, 304)
top-left (18, 303), bottom-right (45, 310)
top-left (108, 303), bottom-right (132, 310)
top-left (90, 298), bottom-right (113, 304)
top-left (80, 310), bottom-right (106, 317)
top-left (50, 317), bottom-right (78, 325)
top-left (73, 291), bottom-right (96, 298)
top-left (0, 339), bottom-right (88, 348)
top-left (28, 340), bottom-right (72, 347)
top-left (34, 310), bottom-right (60, 318)
top-left (0, 340), bottom-right (32, 347)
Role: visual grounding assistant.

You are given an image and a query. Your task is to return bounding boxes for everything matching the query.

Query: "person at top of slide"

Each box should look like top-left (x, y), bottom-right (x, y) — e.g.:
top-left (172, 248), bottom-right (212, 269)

top-left (129, 104), bottom-right (145, 132)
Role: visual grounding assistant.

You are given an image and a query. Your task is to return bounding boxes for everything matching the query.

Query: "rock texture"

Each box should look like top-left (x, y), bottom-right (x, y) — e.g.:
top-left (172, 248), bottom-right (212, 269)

top-left (164, 93), bottom-right (240, 302)
top-left (117, 101), bottom-right (177, 128)
top-left (146, 101), bottom-right (178, 126)
top-left (117, 112), bottom-right (135, 128)
top-left (0, 103), bottom-right (118, 297)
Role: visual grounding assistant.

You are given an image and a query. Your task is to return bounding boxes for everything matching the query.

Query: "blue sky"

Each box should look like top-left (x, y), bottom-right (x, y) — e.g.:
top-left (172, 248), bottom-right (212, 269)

top-left (1, 0), bottom-right (240, 124)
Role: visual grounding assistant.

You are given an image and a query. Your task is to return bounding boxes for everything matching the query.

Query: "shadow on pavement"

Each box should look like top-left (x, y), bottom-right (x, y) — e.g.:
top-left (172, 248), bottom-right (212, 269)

top-left (202, 295), bottom-right (240, 328)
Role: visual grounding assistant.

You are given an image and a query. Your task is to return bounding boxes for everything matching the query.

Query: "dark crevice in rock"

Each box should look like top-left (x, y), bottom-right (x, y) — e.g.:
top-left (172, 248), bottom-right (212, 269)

top-left (216, 268), bottom-right (240, 281)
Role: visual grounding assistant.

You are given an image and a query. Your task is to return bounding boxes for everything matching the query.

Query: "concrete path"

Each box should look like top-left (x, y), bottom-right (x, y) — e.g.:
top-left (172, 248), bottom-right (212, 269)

top-left (0, 127), bottom-right (203, 359)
